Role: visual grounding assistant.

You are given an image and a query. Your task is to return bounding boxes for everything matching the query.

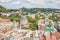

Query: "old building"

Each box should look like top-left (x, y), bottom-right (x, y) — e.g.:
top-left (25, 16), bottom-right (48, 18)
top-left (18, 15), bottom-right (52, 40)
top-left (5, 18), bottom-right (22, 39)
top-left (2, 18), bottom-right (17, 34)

top-left (20, 16), bottom-right (29, 28)
top-left (27, 14), bottom-right (35, 19)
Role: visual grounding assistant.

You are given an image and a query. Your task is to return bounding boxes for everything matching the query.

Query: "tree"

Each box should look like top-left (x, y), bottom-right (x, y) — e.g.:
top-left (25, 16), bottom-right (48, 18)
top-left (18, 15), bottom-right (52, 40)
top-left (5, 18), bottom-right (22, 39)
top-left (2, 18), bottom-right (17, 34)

top-left (27, 16), bottom-right (37, 23)
top-left (40, 15), bottom-right (45, 19)
top-left (49, 13), bottom-right (58, 21)
top-left (35, 14), bottom-right (40, 20)
top-left (29, 23), bottom-right (38, 30)
top-left (48, 21), bottom-right (52, 27)
top-left (8, 14), bottom-right (21, 22)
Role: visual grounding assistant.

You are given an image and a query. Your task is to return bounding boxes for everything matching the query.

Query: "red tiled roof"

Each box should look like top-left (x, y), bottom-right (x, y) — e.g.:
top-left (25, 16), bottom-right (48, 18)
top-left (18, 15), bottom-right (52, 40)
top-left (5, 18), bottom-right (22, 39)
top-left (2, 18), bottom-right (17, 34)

top-left (2, 29), bottom-right (7, 34)
top-left (0, 18), bottom-right (10, 22)
top-left (51, 36), bottom-right (57, 40)
top-left (40, 31), bottom-right (60, 40)
top-left (46, 36), bottom-right (51, 40)
top-left (40, 37), bottom-right (44, 40)
top-left (0, 38), bottom-right (2, 40)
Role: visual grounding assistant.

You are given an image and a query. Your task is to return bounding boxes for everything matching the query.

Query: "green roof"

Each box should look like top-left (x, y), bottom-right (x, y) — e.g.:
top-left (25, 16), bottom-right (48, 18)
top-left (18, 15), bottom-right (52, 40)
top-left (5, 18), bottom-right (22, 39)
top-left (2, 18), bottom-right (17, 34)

top-left (44, 27), bottom-right (54, 31)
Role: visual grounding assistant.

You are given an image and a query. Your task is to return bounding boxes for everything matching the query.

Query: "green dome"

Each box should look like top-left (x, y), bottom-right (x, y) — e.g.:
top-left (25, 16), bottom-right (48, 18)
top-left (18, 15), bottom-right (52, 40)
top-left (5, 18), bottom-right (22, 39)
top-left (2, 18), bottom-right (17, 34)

top-left (44, 27), bottom-right (54, 31)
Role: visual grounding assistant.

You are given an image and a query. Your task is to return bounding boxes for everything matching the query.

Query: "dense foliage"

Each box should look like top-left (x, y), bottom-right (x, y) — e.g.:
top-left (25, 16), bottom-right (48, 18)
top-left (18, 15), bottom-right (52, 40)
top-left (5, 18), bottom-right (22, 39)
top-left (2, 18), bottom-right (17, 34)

top-left (0, 5), bottom-right (60, 13)
top-left (0, 14), bottom-right (21, 22)
top-left (20, 7), bottom-right (60, 13)
top-left (8, 14), bottom-right (21, 22)
top-left (0, 5), bottom-right (19, 12)
top-left (49, 13), bottom-right (59, 21)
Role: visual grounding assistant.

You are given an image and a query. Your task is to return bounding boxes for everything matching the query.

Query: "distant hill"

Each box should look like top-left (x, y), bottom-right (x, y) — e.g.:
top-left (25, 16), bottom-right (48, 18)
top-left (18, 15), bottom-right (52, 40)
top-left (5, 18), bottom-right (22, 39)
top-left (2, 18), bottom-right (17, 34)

top-left (0, 5), bottom-right (10, 12)
top-left (0, 5), bottom-right (5, 8)
top-left (0, 5), bottom-right (19, 12)
top-left (19, 7), bottom-right (60, 13)
top-left (0, 5), bottom-right (60, 13)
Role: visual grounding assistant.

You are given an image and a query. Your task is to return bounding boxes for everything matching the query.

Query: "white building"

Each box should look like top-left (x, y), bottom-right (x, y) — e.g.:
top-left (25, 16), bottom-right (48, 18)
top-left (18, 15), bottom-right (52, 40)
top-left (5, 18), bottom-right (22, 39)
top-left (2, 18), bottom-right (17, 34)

top-left (1, 12), bottom-right (11, 16)
top-left (20, 16), bottom-right (29, 27)
top-left (27, 14), bottom-right (35, 19)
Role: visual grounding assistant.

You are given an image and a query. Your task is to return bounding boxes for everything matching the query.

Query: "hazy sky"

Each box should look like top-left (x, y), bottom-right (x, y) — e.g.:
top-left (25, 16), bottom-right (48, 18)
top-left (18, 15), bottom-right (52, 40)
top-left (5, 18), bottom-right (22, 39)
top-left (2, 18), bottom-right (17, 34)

top-left (0, 0), bottom-right (60, 9)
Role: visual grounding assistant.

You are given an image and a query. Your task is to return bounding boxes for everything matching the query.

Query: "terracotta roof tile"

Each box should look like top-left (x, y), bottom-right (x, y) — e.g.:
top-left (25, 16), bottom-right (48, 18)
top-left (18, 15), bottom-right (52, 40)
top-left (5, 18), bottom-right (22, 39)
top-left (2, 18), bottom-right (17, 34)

top-left (46, 36), bottom-right (51, 40)
top-left (51, 36), bottom-right (57, 40)
top-left (0, 18), bottom-right (10, 22)
top-left (40, 37), bottom-right (44, 40)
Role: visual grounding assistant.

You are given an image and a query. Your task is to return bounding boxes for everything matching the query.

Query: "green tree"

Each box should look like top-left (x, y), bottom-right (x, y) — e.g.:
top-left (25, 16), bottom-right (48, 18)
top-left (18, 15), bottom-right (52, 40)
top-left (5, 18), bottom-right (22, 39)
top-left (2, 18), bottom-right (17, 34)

top-left (49, 13), bottom-right (58, 21)
top-left (40, 15), bottom-right (45, 19)
top-left (8, 14), bottom-right (21, 22)
top-left (49, 21), bottom-right (52, 27)
top-left (27, 16), bottom-right (37, 23)
top-left (29, 23), bottom-right (38, 30)
top-left (35, 14), bottom-right (40, 20)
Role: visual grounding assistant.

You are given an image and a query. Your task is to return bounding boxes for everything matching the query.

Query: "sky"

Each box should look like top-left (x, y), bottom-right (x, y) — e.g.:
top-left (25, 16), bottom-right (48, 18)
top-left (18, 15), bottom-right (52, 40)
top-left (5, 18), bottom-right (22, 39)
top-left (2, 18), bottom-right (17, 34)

top-left (0, 0), bottom-right (60, 9)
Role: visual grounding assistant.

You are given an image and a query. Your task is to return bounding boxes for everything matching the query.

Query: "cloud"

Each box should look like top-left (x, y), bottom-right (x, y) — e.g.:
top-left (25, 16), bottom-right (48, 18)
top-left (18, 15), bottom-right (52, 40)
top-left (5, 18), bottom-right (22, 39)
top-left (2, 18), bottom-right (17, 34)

top-left (52, 0), bottom-right (60, 4)
top-left (12, 1), bottom-right (21, 5)
top-left (0, 0), bottom-right (11, 3)
top-left (24, 0), bottom-right (60, 5)
top-left (10, 0), bottom-right (60, 9)
top-left (0, 0), bottom-right (60, 9)
top-left (24, 0), bottom-right (46, 5)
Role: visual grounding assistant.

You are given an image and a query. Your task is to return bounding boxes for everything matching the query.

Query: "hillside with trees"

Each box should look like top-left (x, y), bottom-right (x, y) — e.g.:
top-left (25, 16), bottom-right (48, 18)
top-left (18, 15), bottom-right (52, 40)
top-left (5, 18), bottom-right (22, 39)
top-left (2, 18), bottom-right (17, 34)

top-left (20, 7), bottom-right (60, 13)
top-left (0, 5), bottom-right (19, 12)
top-left (0, 5), bottom-right (10, 12)
top-left (0, 5), bottom-right (60, 13)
